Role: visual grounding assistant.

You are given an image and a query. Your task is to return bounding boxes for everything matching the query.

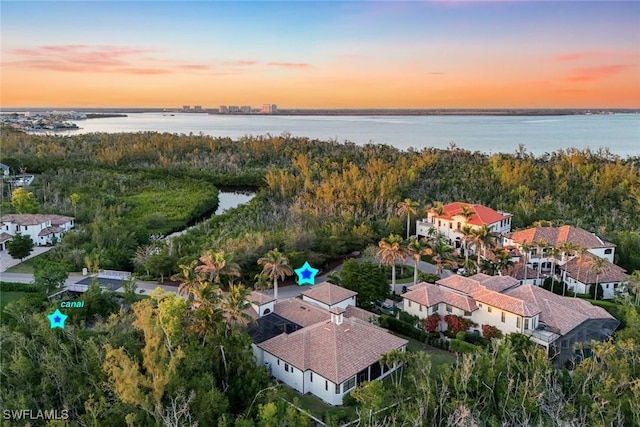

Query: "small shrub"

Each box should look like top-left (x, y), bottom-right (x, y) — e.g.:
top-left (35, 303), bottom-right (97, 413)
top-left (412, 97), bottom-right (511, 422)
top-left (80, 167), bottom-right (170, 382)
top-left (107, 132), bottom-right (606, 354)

top-left (455, 331), bottom-right (466, 341)
top-left (424, 313), bottom-right (441, 332)
top-left (481, 324), bottom-right (503, 340)
top-left (449, 339), bottom-right (478, 354)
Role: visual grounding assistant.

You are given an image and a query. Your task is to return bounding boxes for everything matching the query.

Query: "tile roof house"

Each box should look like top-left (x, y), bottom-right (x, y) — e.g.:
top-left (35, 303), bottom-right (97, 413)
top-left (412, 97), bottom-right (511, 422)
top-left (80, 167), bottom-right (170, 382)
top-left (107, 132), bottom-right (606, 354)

top-left (402, 274), bottom-right (618, 366)
top-left (503, 225), bottom-right (625, 298)
top-left (560, 253), bottom-right (629, 299)
top-left (416, 202), bottom-right (512, 254)
top-left (0, 214), bottom-right (74, 247)
top-left (249, 283), bottom-right (406, 405)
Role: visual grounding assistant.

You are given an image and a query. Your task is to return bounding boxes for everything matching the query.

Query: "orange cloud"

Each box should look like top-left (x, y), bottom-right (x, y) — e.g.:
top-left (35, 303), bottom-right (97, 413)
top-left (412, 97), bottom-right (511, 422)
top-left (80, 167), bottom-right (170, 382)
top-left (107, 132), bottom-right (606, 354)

top-left (267, 62), bottom-right (310, 69)
top-left (564, 64), bottom-right (634, 83)
top-left (222, 60), bottom-right (258, 66)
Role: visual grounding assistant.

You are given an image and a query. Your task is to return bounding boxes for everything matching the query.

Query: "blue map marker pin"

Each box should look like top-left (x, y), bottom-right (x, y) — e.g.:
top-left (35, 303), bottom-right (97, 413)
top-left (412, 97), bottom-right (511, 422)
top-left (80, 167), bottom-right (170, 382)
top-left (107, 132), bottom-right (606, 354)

top-left (47, 309), bottom-right (68, 329)
top-left (295, 261), bottom-right (319, 286)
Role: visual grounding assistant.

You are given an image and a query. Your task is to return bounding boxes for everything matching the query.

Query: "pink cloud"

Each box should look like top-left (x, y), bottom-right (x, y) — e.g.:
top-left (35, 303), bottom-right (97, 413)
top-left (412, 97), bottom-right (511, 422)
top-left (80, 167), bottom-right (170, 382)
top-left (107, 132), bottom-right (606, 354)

top-left (267, 62), bottom-right (310, 69)
top-left (564, 64), bottom-right (634, 83)
top-left (6, 44), bottom-right (209, 75)
top-left (223, 60), bottom-right (258, 66)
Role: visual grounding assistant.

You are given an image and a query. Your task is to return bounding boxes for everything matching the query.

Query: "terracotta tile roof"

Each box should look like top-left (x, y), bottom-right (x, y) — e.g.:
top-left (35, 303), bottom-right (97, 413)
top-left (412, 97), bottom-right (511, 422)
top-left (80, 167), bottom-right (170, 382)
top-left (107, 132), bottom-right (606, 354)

top-left (436, 275), bottom-right (485, 295)
top-left (473, 288), bottom-right (541, 317)
top-left (428, 202), bottom-right (510, 227)
top-left (505, 285), bottom-right (617, 335)
top-left (475, 275), bottom-right (520, 292)
top-left (506, 263), bottom-right (539, 281)
top-left (258, 317), bottom-right (407, 384)
top-left (249, 290), bottom-right (276, 305)
top-left (507, 226), bottom-right (614, 250)
top-left (344, 305), bottom-right (378, 322)
top-left (0, 214), bottom-right (74, 226)
top-left (274, 299), bottom-right (331, 327)
top-left (301, 282), bottom-right (357, 306)
top-left (0, 232), bottom-right (13, 243)
top-left (560, 253), bottom-right (628, 284)
top-left (403, 282), bottom-right (477, 312)
top-left (38, 226), bottom-right (63, 236)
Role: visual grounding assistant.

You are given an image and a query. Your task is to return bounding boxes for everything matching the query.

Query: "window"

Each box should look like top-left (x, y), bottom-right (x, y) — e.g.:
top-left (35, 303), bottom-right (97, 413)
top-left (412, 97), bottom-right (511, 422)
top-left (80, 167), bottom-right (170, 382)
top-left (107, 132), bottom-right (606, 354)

top-left (438, 220), bottom-right (441, 227)
top-left (516, 317), bottom-right (521, 328)
top-left (277, 360), bottom-right (280, 366)
top-left (446, 304), bottom-right (452, 313)
top-left (285, 363), bottom-right (289, 372)
top-left (407, 300), bottom-right (412, 308)
top-left (335, 384), bottom-right (341, 394)
top-left (343, 376), bottom-right (356, 392)
top-left (325, 381), bottom-right (328, 391)
top-left (525, 319), bottom-right (529, 330)
top-left (488, 306), bottom-right (492, 313)
top-left (419, 304), bottom-right (423, 312)
top-left (457, 222), bottom-right (461, 230)
top-left (464, 311), bottom-right (471, 317)
top-left (604, 249), bottom-right (613, 254)
top-left (449, 222), bottom-right (453, 229)
top-left (310, 372), bottom-right (313, 382)
top-left (263, 308), bottom-right (271, 315)
top-left (501, 312), bottom-right (506, 323)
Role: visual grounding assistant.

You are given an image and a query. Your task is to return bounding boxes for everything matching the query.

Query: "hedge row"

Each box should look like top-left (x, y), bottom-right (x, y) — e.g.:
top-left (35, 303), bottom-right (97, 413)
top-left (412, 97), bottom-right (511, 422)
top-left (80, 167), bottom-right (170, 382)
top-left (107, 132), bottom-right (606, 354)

top-left (0, 282), bottom-right (43, 293)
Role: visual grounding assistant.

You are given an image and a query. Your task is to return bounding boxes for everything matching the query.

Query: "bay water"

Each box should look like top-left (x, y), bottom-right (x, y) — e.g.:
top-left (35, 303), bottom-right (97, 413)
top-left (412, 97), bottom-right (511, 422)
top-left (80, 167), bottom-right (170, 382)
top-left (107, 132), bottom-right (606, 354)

top-left (62, 112), bottom-right (640, 157)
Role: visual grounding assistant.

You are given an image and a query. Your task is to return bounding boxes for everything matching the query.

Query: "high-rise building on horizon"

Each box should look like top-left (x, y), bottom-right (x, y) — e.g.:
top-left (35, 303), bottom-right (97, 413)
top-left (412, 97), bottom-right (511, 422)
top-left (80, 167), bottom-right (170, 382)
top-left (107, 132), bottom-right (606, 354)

top-left (261, 104), bottom-right (277, 114)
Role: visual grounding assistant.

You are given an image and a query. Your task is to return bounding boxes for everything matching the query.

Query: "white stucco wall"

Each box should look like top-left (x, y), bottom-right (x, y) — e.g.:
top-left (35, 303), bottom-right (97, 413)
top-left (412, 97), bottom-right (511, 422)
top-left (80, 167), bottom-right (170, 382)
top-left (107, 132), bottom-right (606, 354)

top-left (262, 351), bottom-right (305, 394)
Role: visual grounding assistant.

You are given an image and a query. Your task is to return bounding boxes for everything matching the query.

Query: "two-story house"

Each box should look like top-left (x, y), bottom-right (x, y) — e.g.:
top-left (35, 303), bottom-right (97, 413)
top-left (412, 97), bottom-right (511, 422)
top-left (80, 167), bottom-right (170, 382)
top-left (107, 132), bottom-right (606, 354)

top-left (0, 214), bottom-right (74, 247)
top-left (503, 225), bottom-right (627, 298)
top-left (416, 202), bottom-right (512, 253)
top-left (402, 274), bottom-right (618, 366)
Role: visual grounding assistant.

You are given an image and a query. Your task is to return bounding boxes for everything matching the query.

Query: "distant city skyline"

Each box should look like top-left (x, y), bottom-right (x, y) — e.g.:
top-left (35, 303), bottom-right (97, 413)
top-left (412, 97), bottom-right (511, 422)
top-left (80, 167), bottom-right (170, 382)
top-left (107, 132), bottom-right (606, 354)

top-left (1, 1), bottom-right (639, 109)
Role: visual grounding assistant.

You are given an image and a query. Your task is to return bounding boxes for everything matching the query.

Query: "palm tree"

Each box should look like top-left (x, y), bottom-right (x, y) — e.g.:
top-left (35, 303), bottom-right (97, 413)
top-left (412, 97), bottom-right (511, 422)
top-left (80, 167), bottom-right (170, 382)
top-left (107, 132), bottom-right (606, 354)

top-left (559, 241), bottom-right (577, 263)
top-left (380, 349), bottom-right (407, 387)
top-left (627, 270), bottom-right (640, 305)
top-left (589, 256), bottom-right (610, 301)
top-left (397, 198), bottom-right (419, 240)
top-left (257, 248), bottom-right (293, 300)
top-left (221, 284), bottom-right (252, 330)
top-left (471, 224), bottom-right (499, 264)
top-left (548, 247), bottom-right (562, 294)
top-left (406, 237), bottom-right (433, 285)
top-left (196, 250), bottom-right (240, 284)
top-left (493, 247), bottom-right (514, 276)
top-left (377, 234), bottom-right (406, 293)
top-left (253, 273), bottom-right (272, 291)
top-left (479, 258), bottom-right (498, 276)
top-left (520, 241), bottom-right (532, 283)
top-left (535, 239), bottom-right (548, 278)
top-left (433, 201), bottom-right (446, 216)
top-left (573, 246), bottom-right (588, 297)
top-left (460, 204), bottom-right (475, 221)
top-left (460, 224), bottom-right (475, 264)
top-left (429, 233), bottom-right (456, 275)
top-left (172, 260), bottom-right (202, 301)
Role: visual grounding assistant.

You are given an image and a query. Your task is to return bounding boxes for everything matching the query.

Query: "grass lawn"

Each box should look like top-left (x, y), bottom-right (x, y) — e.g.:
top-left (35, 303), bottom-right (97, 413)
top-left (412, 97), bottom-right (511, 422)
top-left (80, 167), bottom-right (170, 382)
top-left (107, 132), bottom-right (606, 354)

top-left (278, 385), bottom-right (358, 424)
top-left (0, 291), bottom-right (31, 310)
top-left (5, 257), bottom-right (38, 274)
top-left (391, 332), bottom-right (456, 369)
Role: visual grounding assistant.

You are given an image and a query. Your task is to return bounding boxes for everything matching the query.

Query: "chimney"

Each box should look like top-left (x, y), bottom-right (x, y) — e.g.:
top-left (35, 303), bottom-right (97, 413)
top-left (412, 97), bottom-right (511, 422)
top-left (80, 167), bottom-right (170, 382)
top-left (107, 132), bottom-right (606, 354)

top-left (330, 307), bottom-right (345, 325)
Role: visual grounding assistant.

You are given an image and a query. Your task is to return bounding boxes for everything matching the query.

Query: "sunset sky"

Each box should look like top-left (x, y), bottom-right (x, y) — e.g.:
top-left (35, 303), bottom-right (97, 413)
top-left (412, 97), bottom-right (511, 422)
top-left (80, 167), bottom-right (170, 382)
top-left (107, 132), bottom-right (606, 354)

top-left (1, 1), bottom-right (639, 109)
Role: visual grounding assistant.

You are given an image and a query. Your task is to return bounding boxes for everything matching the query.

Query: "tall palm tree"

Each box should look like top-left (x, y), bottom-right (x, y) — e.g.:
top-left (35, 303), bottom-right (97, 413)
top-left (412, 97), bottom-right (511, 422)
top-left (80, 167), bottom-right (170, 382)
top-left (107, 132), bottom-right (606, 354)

top-left (196, 250), bottom-right (240, 284)
top-left (397, 198), bottom-right (419, 240)
top-left (460, 224), bottom-right (475, 263)
top-left (479, 258), bottom-right (498, 276)
top-left (406, 236), bottom-right (433, 285)
top-left (429, 233), bottom-right (456, 275)
top-left (548, 247), bottom-right (562, 294)
top-left (380, 349), bottom-right (407, 387)
top-left (172, 260), bottom-right (202, 301)
top-left (627, 270), bottom-right (640, 305)
top-left (520, 241), bottom-right (532, 283)
top-left (460, 204), bottom-right (475, 221)
top-left (494, 247), bottom-right (514, 276)
top-left (377, 234), bottom-right (406, 293)
top-left (221, 284), bottom-right (252, 330)
top-left (471, 224), bottom-right (499, 264)
top-left (589, 256), bottom-right (610, 301)
top-left (559, 241), bottom-right (577, 263)
top-left (573, 246), bottom-right (588, 297)
top-left (535, 239), bottom-right (548, 278)
top-left (433, 201), bottom-right (446, 216)
top-left (257, 248), bottom-right (293, 300)
top-left (253, 273), bottom-right (272, 291)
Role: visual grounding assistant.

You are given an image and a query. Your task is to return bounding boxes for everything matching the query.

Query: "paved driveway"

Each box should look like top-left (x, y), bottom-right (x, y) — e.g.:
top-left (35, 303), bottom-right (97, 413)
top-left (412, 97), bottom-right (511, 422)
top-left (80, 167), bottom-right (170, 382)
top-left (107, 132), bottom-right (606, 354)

top-left (0, 246), bottom-right (55, 273)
